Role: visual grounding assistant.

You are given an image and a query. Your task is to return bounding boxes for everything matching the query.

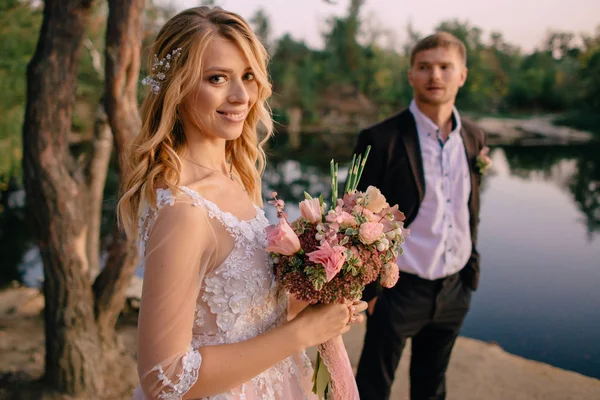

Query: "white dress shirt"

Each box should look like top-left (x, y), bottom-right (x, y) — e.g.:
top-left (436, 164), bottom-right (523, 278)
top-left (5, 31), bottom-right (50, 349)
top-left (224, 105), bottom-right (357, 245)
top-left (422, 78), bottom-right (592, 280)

top-left (396, 100), bottom-right (472, 280)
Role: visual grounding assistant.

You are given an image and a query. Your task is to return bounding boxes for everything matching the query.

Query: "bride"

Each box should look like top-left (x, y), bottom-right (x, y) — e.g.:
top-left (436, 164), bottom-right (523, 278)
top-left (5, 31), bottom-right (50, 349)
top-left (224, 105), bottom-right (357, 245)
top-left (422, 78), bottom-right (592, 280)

top-left (118, 6), bottom-right (367, 400)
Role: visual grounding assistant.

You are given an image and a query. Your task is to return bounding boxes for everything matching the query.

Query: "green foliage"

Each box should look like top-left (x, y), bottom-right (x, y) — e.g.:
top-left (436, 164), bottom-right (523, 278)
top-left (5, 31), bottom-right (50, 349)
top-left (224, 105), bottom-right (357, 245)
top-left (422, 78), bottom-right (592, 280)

top-left (2, 1), bottom-right (600, 188)
top-left (0, 2), bottom-right (42, 179)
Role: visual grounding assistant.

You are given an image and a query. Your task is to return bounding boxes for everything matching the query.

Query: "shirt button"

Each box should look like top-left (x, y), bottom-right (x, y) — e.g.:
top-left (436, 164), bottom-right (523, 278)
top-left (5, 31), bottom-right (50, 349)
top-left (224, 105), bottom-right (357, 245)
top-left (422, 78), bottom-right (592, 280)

top-left (447, 199), bottom-right (451, 203)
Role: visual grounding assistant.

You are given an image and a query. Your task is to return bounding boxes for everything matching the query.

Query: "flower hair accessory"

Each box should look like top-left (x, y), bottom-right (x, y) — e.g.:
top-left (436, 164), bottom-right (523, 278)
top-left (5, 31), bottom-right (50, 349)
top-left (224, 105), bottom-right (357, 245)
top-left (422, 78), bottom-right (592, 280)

top-left (476, 146), bottom-right (493, 174)
top-left (141, 47), bottom-right (183, 94)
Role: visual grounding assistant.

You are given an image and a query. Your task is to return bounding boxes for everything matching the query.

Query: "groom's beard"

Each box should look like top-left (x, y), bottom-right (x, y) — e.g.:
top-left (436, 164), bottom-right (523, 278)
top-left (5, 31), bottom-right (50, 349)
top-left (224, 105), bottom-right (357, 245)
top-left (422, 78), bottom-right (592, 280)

top-left (415, 85), bottom-right (457, 107)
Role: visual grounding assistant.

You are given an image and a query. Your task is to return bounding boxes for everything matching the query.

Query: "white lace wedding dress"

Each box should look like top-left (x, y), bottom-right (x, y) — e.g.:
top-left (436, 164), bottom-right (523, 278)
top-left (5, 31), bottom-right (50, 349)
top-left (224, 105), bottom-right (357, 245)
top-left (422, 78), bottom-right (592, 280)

top-left (131, 186), bottom-right (316, 400)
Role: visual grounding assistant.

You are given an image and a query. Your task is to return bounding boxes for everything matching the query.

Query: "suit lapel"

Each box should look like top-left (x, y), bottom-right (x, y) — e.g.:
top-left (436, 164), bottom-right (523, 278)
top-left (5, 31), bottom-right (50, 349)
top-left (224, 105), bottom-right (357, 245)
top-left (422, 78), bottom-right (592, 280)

top-left (398, 111), bottom-right (425, 202)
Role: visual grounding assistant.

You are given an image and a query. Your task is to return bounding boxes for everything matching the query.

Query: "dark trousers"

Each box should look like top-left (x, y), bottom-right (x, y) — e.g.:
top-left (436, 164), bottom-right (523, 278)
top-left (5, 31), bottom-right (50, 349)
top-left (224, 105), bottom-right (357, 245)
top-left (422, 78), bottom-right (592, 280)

top-left (356, 271), bottom-right (472, 400)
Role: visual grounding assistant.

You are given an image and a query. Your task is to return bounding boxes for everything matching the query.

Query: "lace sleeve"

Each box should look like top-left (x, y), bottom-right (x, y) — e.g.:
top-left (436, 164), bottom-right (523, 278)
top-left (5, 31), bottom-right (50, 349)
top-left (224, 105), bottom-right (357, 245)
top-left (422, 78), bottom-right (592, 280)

top-left (136, 199), bottom-right (217, 400)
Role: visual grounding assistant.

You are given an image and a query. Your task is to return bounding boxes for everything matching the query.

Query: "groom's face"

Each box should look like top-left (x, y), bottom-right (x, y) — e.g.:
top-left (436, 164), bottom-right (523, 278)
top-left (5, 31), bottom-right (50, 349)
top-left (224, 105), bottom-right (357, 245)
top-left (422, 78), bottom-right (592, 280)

top-left (408, 46), bottom-right (467, 107)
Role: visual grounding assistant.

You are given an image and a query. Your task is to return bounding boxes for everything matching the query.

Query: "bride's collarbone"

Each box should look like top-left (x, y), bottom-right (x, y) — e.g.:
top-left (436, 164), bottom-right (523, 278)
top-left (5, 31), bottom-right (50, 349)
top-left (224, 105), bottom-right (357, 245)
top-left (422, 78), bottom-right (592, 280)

top-left (182, 178), bottom-right (256, 220)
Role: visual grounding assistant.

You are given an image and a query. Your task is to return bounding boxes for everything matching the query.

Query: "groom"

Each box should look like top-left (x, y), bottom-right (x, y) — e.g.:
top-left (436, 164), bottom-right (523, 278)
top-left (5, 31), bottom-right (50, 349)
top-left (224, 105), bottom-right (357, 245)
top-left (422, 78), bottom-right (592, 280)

top-left (353, 32), bottom-right (487, 400)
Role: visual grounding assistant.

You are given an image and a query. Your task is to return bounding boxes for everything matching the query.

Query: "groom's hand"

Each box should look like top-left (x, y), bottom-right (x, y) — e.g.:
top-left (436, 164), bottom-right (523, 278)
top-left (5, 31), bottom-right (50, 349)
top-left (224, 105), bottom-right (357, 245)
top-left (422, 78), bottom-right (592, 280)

top-left (367, 297), bottom-right (377, 316)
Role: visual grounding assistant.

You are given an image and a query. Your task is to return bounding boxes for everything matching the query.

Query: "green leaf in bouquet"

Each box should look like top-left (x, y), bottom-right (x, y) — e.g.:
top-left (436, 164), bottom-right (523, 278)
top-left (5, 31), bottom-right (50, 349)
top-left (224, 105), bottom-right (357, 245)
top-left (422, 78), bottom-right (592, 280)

top-left (313, 279), bottom-right (325, 291)
top-left (313, 352), bottom-right (331, 400)
top-left (344, 154), bottom-right (357, 194)
top-left (339, 236), bottom-right (349, 246)
top-left (319, 194), bottom-right (324, 208)
top-left (344, 263), bottom-right (359, 276)
top-left (290, 256), bottom-right (304, 269)
top-left (312, 352), bottom-right (320, 393)
top-left (346, 145), bottom-right (372, 193)
top-left (355, 145), bottom-right (371, 191)
top-left (349, 154), bottom-right (361, 193)
top-left (330, 160), bottom-right (339, 209)
top-left (334, 162), bottom-right (339, 204)
top-left (304, 191), bottom-right (313, 200)
top-left (306, 266), bottom-right (327, 291)
top-left (350, 284), bottom-right (363, 300)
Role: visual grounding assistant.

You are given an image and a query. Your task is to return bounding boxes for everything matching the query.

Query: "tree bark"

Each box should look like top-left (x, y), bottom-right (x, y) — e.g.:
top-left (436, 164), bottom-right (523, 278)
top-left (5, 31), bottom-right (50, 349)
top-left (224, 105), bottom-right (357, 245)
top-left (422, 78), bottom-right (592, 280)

top-left (93, 0), bottom-right (145, 344)
top-left (22, 0), bottom-right (145, 396)
top-left (86, 104), bottom-right (112, 279)
top-left (22, 0), bottom-right (103, 395)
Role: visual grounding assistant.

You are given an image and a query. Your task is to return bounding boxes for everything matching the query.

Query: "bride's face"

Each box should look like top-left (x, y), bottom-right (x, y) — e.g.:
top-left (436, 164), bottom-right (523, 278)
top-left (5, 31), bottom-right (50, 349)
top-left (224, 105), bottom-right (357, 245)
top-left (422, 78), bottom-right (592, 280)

top-left (180, 37), bottom-right (258, 141)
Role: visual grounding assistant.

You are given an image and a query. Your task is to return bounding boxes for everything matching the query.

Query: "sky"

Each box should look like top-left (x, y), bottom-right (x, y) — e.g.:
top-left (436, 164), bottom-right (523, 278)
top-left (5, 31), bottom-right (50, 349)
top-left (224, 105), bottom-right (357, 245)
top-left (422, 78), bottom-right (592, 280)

top-left (162, 0), bottom-right (600, 52)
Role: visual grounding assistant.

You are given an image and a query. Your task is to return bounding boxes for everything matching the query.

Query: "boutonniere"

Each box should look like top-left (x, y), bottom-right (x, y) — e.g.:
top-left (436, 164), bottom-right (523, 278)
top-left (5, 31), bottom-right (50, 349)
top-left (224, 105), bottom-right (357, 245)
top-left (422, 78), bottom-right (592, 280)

top-left (476, 146), bottom-right (493, 174)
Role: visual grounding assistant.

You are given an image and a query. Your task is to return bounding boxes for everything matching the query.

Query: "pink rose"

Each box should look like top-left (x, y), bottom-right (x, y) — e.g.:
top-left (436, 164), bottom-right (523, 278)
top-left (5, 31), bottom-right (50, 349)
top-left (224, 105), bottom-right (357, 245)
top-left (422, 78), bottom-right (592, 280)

top-left (365, 186), bottom-right (389, 213)
top-left (299, 198), bottom-right (322, 223)
top-left (380, 261), bottom-right (399, 288)
top-left (307, 241), bottom-right (347, 282)
top-left (358, 222), bottom-right (384, 245)
top-left (265, 219), bottom-right (301, 256)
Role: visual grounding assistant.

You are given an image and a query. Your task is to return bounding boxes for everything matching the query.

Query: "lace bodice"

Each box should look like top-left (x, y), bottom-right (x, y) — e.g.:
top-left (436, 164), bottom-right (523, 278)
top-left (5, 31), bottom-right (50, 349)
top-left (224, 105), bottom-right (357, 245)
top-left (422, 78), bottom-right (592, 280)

top-left (132, 187), bottom-right (315, 400)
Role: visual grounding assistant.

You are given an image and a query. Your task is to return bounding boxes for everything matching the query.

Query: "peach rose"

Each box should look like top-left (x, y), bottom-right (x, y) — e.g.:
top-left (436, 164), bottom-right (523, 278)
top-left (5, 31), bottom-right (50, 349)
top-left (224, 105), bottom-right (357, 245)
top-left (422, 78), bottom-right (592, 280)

top-left (265, 219), bottom-right (301, 256)
top-left (358, 222), bottom-right (384, 245)
top-left (380, 261), bottom-right (399, 288)
top-left (299, 198), bottom-right (322, 223)
top-left (307, 241), bottom-right (347, 282)
top-left (365, 186), bottom-right (388, 213)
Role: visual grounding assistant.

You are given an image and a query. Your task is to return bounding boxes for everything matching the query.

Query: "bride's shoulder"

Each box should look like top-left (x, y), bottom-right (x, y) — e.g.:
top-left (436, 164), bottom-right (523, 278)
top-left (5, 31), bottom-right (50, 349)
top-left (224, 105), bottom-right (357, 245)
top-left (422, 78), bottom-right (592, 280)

top-left (182, 178), bottom-right (259, 222)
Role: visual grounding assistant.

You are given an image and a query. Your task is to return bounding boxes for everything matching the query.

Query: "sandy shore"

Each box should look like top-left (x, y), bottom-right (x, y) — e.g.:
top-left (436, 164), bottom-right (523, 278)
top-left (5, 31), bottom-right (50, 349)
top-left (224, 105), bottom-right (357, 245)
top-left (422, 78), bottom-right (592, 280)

top-left (2, 286), bottom-right (599, 399)
top-left (331, 320), bottom-right (600, 400)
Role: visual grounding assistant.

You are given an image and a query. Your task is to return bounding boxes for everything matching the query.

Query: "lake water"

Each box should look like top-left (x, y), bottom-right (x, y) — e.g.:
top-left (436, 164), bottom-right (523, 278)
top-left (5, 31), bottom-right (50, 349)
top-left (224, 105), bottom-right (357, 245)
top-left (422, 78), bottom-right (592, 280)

top-left (6, 140), bottom-right (600, 379)
top-left (260, 141), bottom-right (600, 379)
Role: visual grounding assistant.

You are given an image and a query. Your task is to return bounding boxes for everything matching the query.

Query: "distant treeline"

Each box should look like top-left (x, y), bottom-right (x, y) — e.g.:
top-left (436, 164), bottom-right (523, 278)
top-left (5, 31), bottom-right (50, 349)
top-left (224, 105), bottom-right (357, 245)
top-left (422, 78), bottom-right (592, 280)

top-left (1, 0), bottom-right (599, 178)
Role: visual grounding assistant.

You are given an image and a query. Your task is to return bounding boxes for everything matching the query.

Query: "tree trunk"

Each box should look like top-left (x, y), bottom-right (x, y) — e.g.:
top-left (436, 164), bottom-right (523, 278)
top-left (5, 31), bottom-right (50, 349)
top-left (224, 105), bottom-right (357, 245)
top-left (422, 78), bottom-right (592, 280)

top-left (22, 0), bottom-right (145, 397)
top-left (86, 104), bottom-right (112, 279)
top-left (22, 0), bottom-right (103, 395)
top-left (93, 0), bottom-right (145, 345)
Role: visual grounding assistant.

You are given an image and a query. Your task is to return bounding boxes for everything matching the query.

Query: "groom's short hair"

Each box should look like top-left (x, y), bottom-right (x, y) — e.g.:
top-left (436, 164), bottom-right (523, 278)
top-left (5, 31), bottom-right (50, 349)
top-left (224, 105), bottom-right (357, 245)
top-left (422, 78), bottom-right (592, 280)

top-left (410, 31), bottom-right (467, 66)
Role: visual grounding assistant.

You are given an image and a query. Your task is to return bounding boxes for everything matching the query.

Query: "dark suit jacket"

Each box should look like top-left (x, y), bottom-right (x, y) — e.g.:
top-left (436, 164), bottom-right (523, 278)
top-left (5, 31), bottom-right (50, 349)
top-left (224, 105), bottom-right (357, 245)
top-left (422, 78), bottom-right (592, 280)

top-left (353, 109), bottom-right (487, 301)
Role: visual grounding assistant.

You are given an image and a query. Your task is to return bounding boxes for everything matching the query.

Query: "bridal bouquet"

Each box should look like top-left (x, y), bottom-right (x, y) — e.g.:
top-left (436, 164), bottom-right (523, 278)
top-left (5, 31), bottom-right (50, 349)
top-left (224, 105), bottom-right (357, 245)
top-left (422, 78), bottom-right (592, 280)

top-left (265, 146), bottom-right (409, 400)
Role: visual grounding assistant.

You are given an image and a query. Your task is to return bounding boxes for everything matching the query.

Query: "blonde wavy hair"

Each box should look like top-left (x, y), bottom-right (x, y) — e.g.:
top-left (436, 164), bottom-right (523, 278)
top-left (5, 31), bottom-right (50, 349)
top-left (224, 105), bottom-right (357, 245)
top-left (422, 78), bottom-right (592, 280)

top-left (118, 6), bottom-right (273, 239)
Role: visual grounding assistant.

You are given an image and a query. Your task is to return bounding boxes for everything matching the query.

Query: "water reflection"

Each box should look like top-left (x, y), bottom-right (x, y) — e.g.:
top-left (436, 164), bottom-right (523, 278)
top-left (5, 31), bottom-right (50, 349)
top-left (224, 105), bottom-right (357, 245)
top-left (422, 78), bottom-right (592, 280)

top-left (501, 144), bottom-right (599, 238)
top-left (463, 145), bottom-right (600, 378)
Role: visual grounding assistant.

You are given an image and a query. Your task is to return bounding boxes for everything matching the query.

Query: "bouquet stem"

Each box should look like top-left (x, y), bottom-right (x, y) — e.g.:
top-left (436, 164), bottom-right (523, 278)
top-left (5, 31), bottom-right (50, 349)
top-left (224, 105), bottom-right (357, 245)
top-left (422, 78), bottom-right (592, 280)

top-left (343, 145), bottom-right (371, 194)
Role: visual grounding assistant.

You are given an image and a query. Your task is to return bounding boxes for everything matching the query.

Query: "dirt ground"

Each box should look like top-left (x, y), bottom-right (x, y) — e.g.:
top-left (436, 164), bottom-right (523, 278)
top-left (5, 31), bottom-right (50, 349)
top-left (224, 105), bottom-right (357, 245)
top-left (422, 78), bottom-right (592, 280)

top-left (2, 286), bottom-right (600, 400)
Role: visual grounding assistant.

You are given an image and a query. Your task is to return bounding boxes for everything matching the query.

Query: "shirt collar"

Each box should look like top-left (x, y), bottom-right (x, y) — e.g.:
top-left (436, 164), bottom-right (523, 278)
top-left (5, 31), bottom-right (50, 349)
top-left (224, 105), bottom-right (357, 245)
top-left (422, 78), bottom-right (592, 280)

top-left (409, 99), bottom-right (462, 142)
